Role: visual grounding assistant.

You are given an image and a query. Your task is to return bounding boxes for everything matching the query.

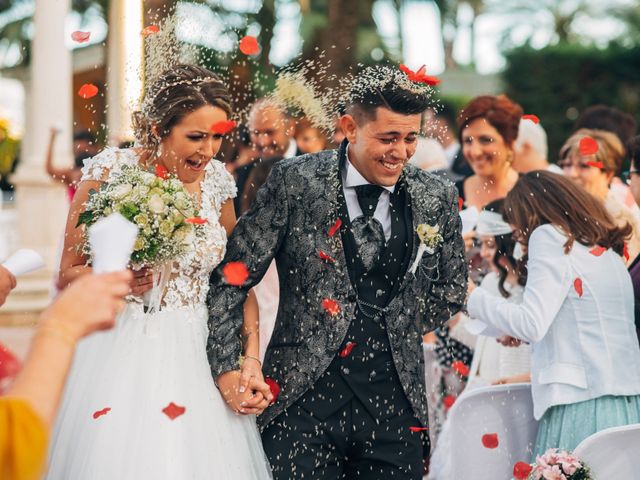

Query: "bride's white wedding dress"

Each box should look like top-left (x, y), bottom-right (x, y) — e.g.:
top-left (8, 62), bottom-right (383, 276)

top-left (46, 148), bottom-right (272, 479)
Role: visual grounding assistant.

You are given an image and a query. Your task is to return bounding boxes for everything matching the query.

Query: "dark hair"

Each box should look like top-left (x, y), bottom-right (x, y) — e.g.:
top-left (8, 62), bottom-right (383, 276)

top-left (74, 151), bottom-right (93, 169)
top-left (344, 65), bottom-right (432, 123)
top-left (628, 135), bottom-right (640, 171)
top-left (132, 64), bottom-right (232, 154)
top-left (575, 104), bottom-right (637, 149)
top-left (482, 199), bottom-right (527, 298)
top-left (73, 129), bottom-right (97, 144)
top-left (504, 170), bottom-right (631, 255)
top-left (457, 94), bottom-right (523, 146)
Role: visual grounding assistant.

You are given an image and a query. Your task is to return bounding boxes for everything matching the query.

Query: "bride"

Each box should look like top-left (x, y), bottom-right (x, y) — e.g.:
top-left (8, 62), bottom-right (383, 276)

top-left (46, 64), bottom-right (273, 479)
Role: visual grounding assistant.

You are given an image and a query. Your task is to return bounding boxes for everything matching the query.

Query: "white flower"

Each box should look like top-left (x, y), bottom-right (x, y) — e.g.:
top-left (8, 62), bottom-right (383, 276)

top-left (416, 223), bottom-right (443, 251)
top-left (148, 194), bottom-right (166, 214)
top-left (111, 183), bottom-right (132, 200)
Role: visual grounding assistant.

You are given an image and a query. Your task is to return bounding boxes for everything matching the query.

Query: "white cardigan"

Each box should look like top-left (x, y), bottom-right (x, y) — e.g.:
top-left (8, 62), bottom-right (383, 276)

top-left (468, 224), bottom-right (640, 419)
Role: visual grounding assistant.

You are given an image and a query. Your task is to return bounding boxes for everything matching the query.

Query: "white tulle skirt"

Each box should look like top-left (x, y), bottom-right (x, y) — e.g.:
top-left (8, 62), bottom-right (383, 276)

top-left (45, 302), bottom-right (272, 480)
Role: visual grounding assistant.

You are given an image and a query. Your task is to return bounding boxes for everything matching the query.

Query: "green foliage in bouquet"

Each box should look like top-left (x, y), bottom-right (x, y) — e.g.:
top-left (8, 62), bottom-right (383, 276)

top-left (77, 164), bottom-right (205, 267)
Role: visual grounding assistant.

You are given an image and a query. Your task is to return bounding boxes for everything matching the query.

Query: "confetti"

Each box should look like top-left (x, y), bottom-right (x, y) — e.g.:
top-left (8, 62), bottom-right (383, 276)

top-left (318, 250), bottom-right (336, 263)
top-left (141, 25), bottom-right (160, 37)
top-left (78, 83), bottom-right (99, 99)
top-left (451, 360), bottom-right (469, 377)
top-left (328, 219), bottom-right (342, 237)
top-left (222, 262), bottom-right (249, 286)
top-left (185, 217), bottom-right (207, 225)
top-left (522, 114), bottom-right (540, 124)
top-left (210, 120), bottom-right (237, 135)
top-left (579, 136), bottom-right (599, 156)
top-left (71, 31), bottom-right (91, 43)
top-left (338, 342), bottom-right (357, 358)
top-left (573, 278), bottom-right (583, 297)
top-left (624, 243), bottom-right (630, 262)
top-left (589, 246), bottom-right (607, 256)
top-left (443, 395), bottom-right (456, 410)
top-left (162, 402), bottom-right (185, 420)
top-left (585, 160), bottom-right (604, 169)
top-left (409, 426), bottom-right (429, 432)
top-left (92, 407), bottom-right (111, 419)
top-left (265, 378), bottom-right (280, 403)
top-left (398, 64), bottom-right (440, 86)
top-left (322, 298), bottom-right (340, 316)
top-left (239, 36), bottom-right (260, 55)
top-left (513, 461), bottom-right (533, 479)
top-left (155, 164), bottom-right (169, 179)
top-left (482, 433), bottom-right (499, 449)
top-left (458, 197), bottom-right (464, 211)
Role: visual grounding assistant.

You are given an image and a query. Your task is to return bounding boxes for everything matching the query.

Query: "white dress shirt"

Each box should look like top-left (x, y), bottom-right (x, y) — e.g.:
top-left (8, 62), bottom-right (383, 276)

top-left (468, 224), bottom-right (640, 419)
top-left (342, 146), bottom-right (394, 241)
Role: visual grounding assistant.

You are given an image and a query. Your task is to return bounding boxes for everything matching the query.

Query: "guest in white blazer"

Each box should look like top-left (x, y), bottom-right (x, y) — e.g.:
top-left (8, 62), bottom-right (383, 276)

top-left (467, 170), bottom-right (640, 457)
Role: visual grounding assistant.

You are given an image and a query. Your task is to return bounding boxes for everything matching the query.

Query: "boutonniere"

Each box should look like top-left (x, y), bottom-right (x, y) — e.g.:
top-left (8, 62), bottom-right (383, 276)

top-left (409, 223), bottom-right (443, 275)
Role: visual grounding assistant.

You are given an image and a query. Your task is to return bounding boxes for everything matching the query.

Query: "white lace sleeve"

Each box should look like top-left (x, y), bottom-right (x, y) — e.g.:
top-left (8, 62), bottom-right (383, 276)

top-left (202, 160), bottom-right (237, 217)
top-left (80, 147), bottom-right (137, 182)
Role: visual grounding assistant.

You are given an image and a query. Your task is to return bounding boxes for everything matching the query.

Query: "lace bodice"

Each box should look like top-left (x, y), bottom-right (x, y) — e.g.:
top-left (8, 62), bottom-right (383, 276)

top-left (82, 148), bottom-right (236, 310)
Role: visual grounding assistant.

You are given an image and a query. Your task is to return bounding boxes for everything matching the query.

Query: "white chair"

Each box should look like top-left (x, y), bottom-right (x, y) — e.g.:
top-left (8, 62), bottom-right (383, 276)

top-left (573, 423), bottom-right (640, 478)
top-left (446, 383), bottom-right (538, 480)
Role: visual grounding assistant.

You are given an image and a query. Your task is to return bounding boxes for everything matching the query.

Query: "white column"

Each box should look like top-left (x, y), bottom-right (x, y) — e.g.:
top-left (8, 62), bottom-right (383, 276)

top-left (3, 0), bottom-right (72, 319)
top-left (106, 0), bottom-right (143, 144)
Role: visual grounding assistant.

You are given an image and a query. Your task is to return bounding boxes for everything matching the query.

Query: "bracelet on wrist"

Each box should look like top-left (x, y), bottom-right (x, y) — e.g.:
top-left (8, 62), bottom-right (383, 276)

top-left (37, 324), bottom-right (77, 348)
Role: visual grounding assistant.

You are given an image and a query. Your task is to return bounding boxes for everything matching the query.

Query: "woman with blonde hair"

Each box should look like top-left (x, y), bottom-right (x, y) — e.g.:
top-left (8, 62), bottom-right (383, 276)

top-left (559, 128), bottom-right (640, 264)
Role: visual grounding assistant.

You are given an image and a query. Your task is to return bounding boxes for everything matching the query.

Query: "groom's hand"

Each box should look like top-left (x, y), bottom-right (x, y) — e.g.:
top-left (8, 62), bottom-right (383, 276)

top-left (216, 370), bottom-right (272, 415)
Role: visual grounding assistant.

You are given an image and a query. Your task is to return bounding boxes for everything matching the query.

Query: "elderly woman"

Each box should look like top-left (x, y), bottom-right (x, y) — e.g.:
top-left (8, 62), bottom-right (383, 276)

top-left (468, 171), bottom-right (640, 457)
top-left (559, 128), bottom-right (640, 264)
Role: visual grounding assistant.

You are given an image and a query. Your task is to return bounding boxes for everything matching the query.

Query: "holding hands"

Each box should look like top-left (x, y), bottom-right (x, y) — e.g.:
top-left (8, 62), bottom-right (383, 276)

top-left (216, 366), bottom-right (273, 416)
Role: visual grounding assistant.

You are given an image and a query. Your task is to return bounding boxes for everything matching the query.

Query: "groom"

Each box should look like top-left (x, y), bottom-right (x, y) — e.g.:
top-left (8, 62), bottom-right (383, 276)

top-left (207, 65), bottom-right (467, 479)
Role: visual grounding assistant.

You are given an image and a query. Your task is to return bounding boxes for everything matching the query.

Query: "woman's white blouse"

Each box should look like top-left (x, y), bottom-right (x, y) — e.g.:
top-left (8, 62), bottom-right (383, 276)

top-left (468, 224), bottom-right (640, 419)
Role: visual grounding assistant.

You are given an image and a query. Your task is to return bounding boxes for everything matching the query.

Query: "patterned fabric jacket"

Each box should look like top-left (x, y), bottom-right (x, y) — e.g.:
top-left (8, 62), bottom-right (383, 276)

top-left (206, 147), bottom-right (467, 429)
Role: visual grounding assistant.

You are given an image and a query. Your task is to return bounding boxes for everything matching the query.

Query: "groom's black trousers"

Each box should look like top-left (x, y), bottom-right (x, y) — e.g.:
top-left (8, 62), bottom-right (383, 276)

top-left (261, 396), bottom-right (424, 479)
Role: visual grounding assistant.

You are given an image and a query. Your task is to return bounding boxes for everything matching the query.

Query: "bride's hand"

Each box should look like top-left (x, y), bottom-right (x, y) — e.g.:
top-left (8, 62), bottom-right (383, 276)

top-left (239, 356), bottom-right (264, 393)
top-left (129, 267), bottom-right (154, 296)
top-left (217, 370), bottom-right (273, 416)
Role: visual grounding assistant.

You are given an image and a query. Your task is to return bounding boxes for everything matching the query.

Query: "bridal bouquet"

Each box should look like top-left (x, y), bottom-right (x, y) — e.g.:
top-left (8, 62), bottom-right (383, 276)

top-left (514, 448), bottom-right (592, 480)
top-left (77, 164), bottom-right (205, 269)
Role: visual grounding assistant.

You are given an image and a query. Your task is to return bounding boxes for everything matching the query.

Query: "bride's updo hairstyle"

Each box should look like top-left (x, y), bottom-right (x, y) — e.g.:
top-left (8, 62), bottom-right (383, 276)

top-left (504, 170), bottom-right (631, 254)
top-left (132, 64), bottom-right (232, 155)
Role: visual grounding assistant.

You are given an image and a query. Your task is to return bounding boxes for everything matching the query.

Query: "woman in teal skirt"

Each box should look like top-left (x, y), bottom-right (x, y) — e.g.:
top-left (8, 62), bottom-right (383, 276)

top-left (467, 171), bottom-right (640, 458)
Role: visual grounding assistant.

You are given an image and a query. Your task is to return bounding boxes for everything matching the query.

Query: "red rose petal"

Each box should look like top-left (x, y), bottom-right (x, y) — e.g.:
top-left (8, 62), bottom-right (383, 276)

top-left (624, 243), bottom-right (630, 262)
top-left (222, 261), bottom-right (249, 286)
top-left (482, 433), bottom-right (499, 449)
top-left (71, 31), bottom-right (91, 43)
top-left (522, 114), bottom-right (540, 124)
top-left (579, 136), bottom-right (599, 156)
top-left (589, 245), bottom-right (607, 256)
top-left (338, 341), bottom-right (357, 358)
top-left (239, 36), bottom-right (260, 55)
top-left (322, 298), bottom-right (340, 316)
top-left (399, 64), bottom-right (440, 86)
top-left (586, 160), bottom-right (604, 169)
top-left (0, 343), bottom-right (22, 381)
top-left (265, 378), bottom-right (280, 404)
top-left (92, 407), bottom-right (111, 419)
top-left (409, 426), bottom-right (429, 432)
top-left (574, 278), bottom-right (583, 297)
top-left (162, 402), bottom-right (186, 420)
top-left (210, 120), bottom-right (237, 135)
top-left (458, 197), bottom-right (464, 211)
top-left (185, 217), bottom-right (208, 225)
top-left (319, 250), bottom-right (336, 263)
top-left (78, 83), bottom-right (99, 99)
top-left (451, 360), bottom-right (470, 377)
top-left (328, 218), bottom-right (342, 237)
top-left (141, 25), bottom-right (160, 37)
top-left (513, 461), bottom-right (533, 479)
top-left (443, 395), bottom-right (456, 410)
top-left (155, 164), bottom-right (169, 179)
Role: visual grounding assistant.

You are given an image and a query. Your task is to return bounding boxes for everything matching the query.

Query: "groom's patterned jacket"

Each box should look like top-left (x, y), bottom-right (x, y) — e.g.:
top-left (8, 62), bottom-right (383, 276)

top-left (207, 145), bottom-right (467, 430)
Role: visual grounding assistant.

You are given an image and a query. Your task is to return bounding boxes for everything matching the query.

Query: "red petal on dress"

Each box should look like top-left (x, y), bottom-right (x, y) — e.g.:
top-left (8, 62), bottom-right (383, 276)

top-left (573, 278), bottom-right (583, 297)
top-left (589, 245), bottom-right (607, 256)
top-left (162, 402), bottom-right (186, 420)
top-left (92, 407), bottom-right (111, 419)
top-left (513, 461), bottom-right (533, 479)
top-left (481, 433), bottom-right (499, 449)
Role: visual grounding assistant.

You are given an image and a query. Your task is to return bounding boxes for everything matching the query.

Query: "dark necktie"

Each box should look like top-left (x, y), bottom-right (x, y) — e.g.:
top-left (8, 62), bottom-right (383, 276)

top-left (352, 184), bottom-right (386, 271)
